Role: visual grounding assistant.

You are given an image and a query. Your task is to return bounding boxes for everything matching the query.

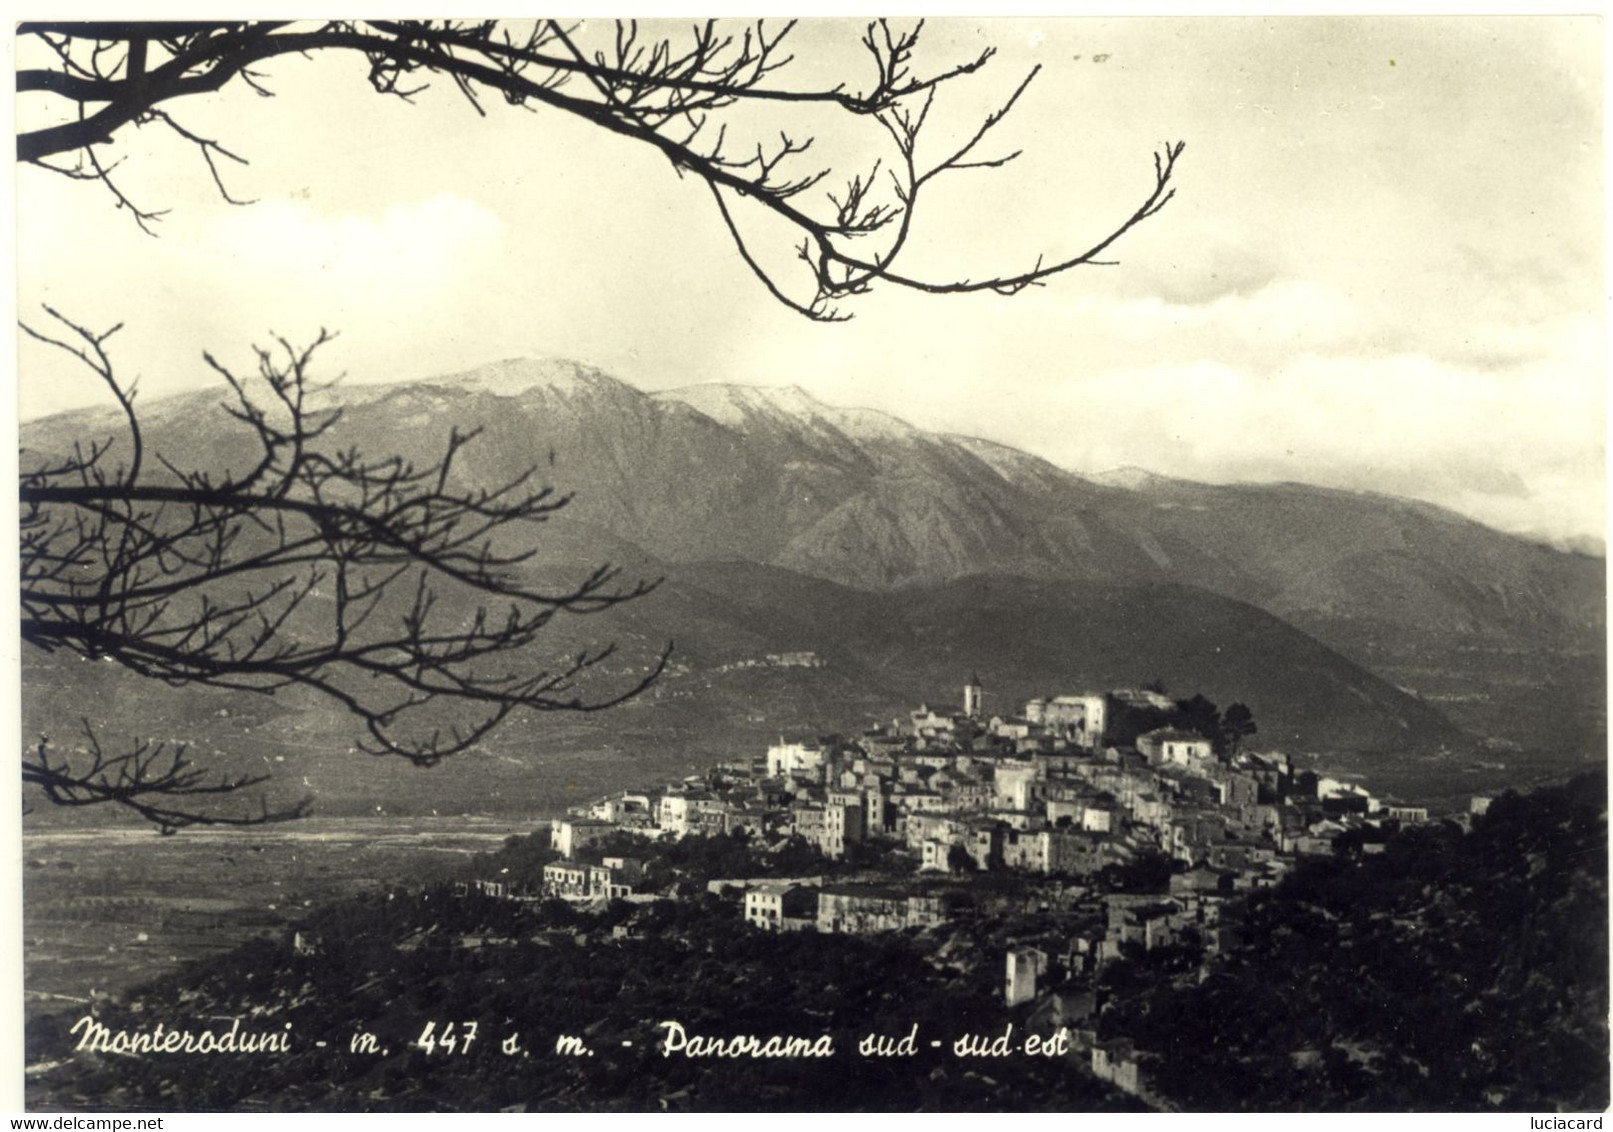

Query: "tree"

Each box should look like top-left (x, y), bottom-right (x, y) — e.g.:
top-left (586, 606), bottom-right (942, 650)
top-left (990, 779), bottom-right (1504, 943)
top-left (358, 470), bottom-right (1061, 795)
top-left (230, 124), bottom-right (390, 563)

top-left (1220, 702), bottom-right (1257, 756)
top-left (20, 309), bottom-right (666, 831)
top-left (1099, 848), bottom-right (1176, 893)
top-left (17, 19), bottom-right (1184, 321)
top-left (1171, 693), bottom-right (1221, 743)
top-left (18, 20), bottom-right (1187, 829)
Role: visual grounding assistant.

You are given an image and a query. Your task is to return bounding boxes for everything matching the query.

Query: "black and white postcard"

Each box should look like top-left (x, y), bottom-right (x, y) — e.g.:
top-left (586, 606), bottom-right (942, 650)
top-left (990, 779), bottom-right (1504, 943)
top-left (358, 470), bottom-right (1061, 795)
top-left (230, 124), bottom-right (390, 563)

top-left (12, 15), bottom-right (1608, 1114)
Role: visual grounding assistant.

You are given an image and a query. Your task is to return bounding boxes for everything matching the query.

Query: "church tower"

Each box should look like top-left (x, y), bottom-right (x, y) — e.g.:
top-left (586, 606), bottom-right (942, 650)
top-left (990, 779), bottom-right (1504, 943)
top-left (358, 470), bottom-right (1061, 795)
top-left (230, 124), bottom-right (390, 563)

top-left (963, 673), bottom-right (984, 719)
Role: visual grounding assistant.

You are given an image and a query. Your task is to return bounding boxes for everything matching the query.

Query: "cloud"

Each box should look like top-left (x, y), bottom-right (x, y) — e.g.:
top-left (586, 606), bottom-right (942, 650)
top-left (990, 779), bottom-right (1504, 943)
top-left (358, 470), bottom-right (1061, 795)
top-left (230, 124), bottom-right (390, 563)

top-left (1028, 346), bottom-right (1604, 543)
top-left (17, 189), bottom-right (508, 419)
top-left (1098, 278), bottom-right (1361, 346)
top-left (1100, 225), bottom-right (1284, 307)
top-left (201, 195), bottom-right (504, 303)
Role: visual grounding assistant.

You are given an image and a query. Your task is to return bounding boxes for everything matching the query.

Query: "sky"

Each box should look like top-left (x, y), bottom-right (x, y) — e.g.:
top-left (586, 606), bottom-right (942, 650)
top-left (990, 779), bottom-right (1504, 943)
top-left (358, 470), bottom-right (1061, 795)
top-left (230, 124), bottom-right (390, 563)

top-left (13, 16), bottom-right (1606, 547)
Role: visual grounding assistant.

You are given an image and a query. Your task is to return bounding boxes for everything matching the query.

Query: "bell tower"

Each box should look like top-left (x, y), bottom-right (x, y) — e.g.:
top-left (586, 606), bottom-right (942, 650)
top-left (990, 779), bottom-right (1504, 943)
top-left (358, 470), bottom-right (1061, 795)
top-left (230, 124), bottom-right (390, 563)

top-left (963, 673), bottom-right (984, 719)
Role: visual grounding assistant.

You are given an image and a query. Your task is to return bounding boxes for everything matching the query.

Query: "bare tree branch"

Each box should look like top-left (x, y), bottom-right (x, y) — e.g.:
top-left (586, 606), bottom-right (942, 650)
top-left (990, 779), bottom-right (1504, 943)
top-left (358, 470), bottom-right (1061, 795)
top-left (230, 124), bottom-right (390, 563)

top-left (20, 313), bottom-right (668, 829)
top-left (23, 723), bottom-right (312, 835)
top-left (17, 19), bottom-right (1185, 320)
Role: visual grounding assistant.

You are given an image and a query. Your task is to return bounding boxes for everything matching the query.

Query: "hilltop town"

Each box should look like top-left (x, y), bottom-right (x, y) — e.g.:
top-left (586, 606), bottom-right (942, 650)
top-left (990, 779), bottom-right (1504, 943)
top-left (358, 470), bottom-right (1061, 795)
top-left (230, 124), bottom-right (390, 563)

top-left (461, 676), bottom-right (1475, 1103)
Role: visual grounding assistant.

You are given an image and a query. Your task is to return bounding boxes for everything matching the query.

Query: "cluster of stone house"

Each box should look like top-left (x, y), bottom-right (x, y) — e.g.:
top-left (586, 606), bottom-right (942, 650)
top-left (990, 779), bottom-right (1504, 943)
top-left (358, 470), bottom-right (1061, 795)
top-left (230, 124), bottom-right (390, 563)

top-left (539, 856), bottom-right (645, 901)
top-left (711, 651), bottom-right (826, 675)
top-left (734, 880), bottom-right (978, 935)
top-left (557, 676), bottom-right (1426, 884)
top-left (535, 676), bottom-right (1438, 953)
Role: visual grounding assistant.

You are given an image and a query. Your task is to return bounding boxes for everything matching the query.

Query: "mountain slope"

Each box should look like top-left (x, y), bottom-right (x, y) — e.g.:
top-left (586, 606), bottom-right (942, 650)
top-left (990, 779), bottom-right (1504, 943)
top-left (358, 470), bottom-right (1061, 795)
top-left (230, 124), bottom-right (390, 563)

top-left (27, 358), bottom-right (1597, 646)
top-left (21, 357), bottom-right (1603, 761)
top-left (21, 559), bottom-right (1469, 823)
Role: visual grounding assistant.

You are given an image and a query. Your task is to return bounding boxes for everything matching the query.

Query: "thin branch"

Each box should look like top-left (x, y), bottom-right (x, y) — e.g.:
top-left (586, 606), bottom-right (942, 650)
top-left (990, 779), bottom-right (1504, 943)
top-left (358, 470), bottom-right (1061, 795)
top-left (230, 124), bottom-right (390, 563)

top-left (16, 20), bottom-right (1186, 317)
top-left (23, 724), bottom-right (312, 835)
top-left (20, 319), bottom-right (669, 829)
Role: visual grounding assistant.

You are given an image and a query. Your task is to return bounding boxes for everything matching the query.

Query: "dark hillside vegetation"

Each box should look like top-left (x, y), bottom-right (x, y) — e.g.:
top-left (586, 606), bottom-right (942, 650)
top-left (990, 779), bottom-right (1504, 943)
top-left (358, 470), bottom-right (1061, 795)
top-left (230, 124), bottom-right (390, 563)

top-left (1098, 770), bottom-right (1609, 1111)
top-left (27, 891), bottom-right (1141, 1112)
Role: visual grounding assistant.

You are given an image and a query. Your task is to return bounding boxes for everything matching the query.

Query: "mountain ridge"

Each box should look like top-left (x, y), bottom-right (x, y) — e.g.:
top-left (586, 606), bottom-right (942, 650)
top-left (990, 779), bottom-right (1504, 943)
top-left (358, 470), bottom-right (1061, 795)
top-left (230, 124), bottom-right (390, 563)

top-left (21, 354), bottom-right (1605, 763)
top-left (26, 354), bottom-right (1598, 559)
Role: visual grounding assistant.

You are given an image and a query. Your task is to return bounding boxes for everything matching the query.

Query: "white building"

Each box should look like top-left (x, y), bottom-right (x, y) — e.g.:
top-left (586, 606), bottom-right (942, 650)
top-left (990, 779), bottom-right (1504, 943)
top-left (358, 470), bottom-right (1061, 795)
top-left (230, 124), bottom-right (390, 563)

top-left (766, 739), bottom-right (825, 779)
top-left (656, 790), bottom-right (726, 835)
top-left (995, 762), bottom-right (1041, 811)
top-left (1005, 947), bottom-right (1046, 1006)
top-left (822, 801), bottom-right (866, 859)
top-left (1025, 694), bottom-right (1107, 747)
top-left (551, 818), bottom-right (616, 859)
top-left (744, 882), bottom-right (797, 930)
top-left (1139, 729), bottom-right (1214, 769)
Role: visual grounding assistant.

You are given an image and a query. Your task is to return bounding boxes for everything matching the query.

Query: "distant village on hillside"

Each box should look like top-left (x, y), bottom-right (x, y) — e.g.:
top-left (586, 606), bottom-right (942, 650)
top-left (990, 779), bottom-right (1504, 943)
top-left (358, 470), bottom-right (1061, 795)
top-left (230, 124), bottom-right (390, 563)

top-left (452, 675), bottom-right (1491, 1104)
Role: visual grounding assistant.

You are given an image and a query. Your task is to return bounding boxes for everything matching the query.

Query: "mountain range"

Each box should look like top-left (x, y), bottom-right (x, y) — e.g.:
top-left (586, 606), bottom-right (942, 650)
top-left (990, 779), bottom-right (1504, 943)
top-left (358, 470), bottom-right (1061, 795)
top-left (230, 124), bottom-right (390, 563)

top-left (20, 357), bottom-right (1606, 815)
